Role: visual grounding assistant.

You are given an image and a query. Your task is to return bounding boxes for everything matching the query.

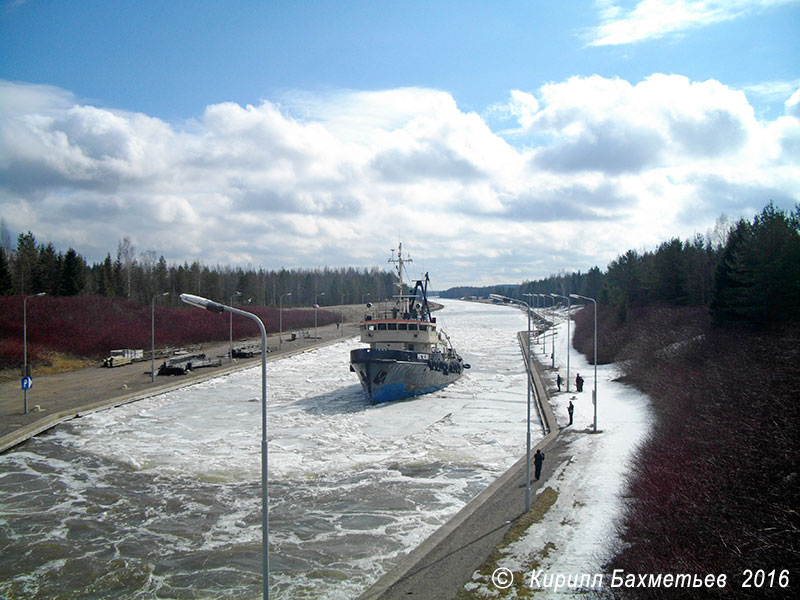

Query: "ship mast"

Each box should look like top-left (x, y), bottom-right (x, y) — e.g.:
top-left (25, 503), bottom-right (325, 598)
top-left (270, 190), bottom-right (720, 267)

top-left (389, 243), bottom-right (412, 309)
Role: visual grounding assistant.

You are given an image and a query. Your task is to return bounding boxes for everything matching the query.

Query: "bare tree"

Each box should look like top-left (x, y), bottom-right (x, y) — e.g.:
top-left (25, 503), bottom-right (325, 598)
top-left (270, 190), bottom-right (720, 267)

top-left (117, 237), bottom-right (135, 298)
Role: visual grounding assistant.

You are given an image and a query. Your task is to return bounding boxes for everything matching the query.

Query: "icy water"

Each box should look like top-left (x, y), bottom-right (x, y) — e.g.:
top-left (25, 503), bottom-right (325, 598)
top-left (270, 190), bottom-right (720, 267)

top-left (0, 300), bottom-right (541, 599)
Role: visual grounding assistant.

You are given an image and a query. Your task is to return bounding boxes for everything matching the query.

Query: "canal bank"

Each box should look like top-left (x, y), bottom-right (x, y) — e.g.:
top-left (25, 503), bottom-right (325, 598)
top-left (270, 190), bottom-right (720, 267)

top-left (0, 317), bottom-right (362, 454)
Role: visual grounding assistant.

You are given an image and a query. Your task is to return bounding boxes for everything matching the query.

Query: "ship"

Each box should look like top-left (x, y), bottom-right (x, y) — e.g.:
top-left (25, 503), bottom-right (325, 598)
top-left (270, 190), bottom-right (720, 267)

top-left (350, 244), bottom-right (470, 403)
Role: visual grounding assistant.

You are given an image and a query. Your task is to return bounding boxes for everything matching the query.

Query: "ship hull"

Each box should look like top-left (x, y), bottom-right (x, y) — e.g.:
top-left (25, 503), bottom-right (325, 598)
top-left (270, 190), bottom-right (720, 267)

top-left (350, 348), bottom-right (464, 404)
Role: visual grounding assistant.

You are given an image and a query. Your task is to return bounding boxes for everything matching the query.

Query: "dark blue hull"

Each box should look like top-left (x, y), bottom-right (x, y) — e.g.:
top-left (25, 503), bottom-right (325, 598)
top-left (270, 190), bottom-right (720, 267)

top-left (350, 348), bottom-right (464, 404)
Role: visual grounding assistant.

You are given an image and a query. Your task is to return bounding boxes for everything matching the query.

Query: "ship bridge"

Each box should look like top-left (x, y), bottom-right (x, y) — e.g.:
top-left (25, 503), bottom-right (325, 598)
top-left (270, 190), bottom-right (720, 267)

top-left (359, 318), bottom-right (439, 352)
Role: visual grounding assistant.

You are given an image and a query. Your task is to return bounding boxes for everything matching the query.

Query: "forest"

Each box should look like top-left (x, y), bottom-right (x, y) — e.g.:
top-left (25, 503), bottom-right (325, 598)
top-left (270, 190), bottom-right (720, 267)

top-left (565, 202), bottom-right (799, 599)
top-left (0, 227), bottom-right (395, 309)
top-left (443, 202), bottom-right (800, 328)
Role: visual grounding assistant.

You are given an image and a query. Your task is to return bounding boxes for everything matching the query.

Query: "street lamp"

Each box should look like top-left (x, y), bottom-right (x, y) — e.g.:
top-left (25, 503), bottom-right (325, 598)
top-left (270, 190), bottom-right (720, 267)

top-left (571, 294), bottom-right (598, 433)
top-left (490, 293), bottom-right (534, 512)
top-left (314, 292), bottom-right (325, 340)
top-left (151, 292), bottom-right (169, 382)
top-left (230, 291), bottom-right (242, 362)
top-left (180, 293), bottom-right (270, 600)
top-left (535, 294), bottom-right (550, 355)
top-left (551, 294), bottom-right (571, 390)
top-left (279, 293), bottom-right (291, 351)
top-left (23, 292), bottom-right (46, 414)
top-left (522, 292), bottom-right (536, 356)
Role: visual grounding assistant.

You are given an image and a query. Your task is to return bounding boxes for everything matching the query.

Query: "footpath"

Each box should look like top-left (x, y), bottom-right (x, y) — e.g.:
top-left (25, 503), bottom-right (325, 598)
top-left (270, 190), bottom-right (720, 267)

top-left (0, 314), bottom-right (362, 454)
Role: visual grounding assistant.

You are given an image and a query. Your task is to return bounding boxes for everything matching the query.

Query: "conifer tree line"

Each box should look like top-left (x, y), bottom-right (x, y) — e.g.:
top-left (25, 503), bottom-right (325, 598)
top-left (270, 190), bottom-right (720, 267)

top-left (2, 202), bottom-right (798, 324)
top-left (0, 224), bottom-right (395, 308)
top-left (442, 202), bottom-right (800, 326)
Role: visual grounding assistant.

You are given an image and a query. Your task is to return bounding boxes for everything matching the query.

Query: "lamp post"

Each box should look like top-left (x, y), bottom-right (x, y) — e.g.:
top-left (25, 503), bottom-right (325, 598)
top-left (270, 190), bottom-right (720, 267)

top-left (490, 293), bottom-right (533, 512)
top-left (180, 293), bottom-right (270, 600)
top-left (523, 293), bottom-right (535, 357)
top-left (279, 293), bottom-right (291, 351)
top-left (571, 294), bottom-right (598, 432)
top-left (314, 292), bottom-right (325, 340)
top-left (535, 294), bottom-right (549, 354)
top-left (23, 292), bottom-right (46, 414)
top-left (151, 292), bottom-right (169, 382)
top-left (230, 291), bottom-right (242, 361)
top-left (551, 294), bottom-right (571, 390)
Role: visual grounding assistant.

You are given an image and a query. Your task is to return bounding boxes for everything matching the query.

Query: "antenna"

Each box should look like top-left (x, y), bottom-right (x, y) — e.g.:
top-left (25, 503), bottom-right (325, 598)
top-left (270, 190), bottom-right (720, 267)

top-left (388, 242), bottom-right (413, 305)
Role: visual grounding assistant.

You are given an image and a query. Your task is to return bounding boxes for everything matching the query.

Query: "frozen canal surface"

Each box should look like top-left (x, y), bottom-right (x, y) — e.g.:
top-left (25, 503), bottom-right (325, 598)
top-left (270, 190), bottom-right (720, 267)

top-left (0, 300), bottom-right (542, 599)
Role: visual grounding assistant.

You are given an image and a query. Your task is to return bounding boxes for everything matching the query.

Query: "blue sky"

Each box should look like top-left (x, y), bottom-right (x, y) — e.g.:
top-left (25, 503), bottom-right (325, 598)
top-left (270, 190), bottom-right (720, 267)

top-left (1, 0), bottom-right (799, 287)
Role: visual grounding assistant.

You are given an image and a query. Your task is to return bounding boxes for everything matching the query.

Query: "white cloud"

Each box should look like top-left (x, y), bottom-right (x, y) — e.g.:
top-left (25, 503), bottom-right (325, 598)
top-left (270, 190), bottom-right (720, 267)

top-left (786, 88), bottom-right (800, 118)
top-left (587, 0), bottom-right (800, 46)
top-left (0, 77), bottom-right (798, 287)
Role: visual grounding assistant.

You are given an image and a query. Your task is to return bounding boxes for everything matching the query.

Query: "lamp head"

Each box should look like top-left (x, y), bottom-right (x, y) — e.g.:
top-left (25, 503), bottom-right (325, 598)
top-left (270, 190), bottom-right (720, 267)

top-left (181, 293), bottom-right (225, 313)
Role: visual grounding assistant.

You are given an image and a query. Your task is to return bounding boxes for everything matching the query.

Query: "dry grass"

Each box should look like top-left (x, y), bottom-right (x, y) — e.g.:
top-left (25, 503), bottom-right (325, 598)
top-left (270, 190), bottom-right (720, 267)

top-left (457, 486), bottom-right (559, 599)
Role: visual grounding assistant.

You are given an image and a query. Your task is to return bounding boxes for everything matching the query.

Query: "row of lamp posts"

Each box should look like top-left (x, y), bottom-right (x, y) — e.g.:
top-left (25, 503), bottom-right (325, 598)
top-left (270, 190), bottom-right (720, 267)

top-left (489, 290), bottom-right (599, 515)
top-left (531, 292), bottom-right (597, 433)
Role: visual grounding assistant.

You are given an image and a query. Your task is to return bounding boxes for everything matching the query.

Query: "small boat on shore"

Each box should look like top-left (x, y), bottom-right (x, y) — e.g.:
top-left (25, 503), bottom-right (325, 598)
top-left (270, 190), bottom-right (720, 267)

top-left (349, 244), bottom-right (469, 403)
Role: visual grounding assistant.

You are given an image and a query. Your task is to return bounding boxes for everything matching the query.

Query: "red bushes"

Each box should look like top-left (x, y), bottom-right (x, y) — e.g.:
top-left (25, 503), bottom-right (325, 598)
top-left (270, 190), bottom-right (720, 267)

top-left (592, 307), bottom-right (800, 599)
top-left (0, 295), bottom-right (340, 368)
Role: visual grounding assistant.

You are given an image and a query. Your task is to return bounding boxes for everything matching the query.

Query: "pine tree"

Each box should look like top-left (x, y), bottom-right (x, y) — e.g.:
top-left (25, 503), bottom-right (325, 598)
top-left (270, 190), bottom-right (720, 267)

top-left (710, 203), bottom-right (800, 325)
top-left (59, 248), bottom-right (84, 296)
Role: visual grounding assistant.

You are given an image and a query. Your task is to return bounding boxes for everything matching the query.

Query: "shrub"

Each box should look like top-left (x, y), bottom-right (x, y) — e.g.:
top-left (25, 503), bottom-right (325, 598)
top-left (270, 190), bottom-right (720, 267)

top-left (596, 309), bottom-right (800, 599)
top-left (0, 295), bottom-right (340, 368)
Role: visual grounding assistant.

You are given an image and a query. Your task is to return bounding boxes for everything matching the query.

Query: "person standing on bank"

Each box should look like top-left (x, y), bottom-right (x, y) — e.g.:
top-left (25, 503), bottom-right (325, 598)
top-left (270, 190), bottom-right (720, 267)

top-left (576, 373), bottom-right (584, 392)
top-left (556, 373), bottom-right (562, 392)
top-left (534, 449), bottom-right (545, 480)
top-left (567, 400), bottom-right (574, 425)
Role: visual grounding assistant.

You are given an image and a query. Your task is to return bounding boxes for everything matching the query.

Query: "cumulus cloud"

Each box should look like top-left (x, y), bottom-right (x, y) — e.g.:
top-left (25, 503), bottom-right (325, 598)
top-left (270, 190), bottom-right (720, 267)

top-left (523, 75), bottom-right (758, 174)
top-left (1, 76), bottom-right (798, 286)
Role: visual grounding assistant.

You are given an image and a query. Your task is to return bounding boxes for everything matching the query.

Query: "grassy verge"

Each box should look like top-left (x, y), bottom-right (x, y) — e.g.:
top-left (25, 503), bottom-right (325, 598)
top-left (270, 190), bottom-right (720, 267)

top-left (458, 486), bottom-right (559, 599)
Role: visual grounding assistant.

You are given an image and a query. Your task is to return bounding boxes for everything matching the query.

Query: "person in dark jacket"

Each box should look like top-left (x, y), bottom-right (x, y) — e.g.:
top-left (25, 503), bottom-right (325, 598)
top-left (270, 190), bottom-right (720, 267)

top-left (567, 400), bottom-right (574, 425)
top-left (556, 373), bottom-right (562, 392)
top-left (576, 373), bottom-right (584, 392)
top-left (533, 449), bottom-right (545, 480)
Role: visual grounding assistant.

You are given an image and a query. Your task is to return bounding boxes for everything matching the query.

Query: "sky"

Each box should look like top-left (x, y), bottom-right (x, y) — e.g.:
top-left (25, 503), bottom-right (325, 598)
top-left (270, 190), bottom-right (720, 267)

top-left (1, 0), bottom-right (799, 288)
